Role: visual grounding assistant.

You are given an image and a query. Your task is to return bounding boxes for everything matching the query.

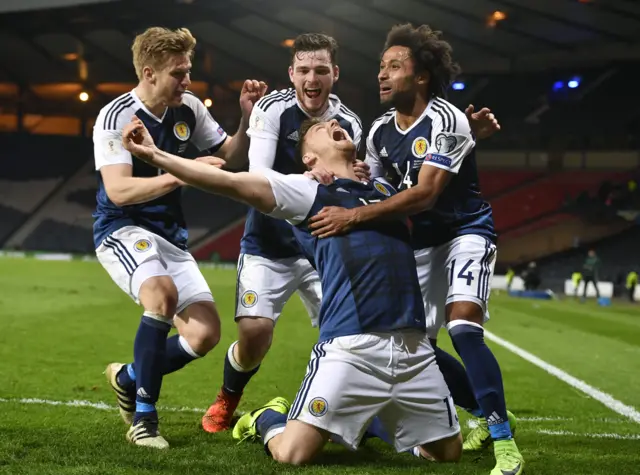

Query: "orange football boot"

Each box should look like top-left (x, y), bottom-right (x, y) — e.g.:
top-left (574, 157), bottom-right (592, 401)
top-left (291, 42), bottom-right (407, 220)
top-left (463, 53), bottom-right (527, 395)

top-left (201, 387), bottom-right (242, 433)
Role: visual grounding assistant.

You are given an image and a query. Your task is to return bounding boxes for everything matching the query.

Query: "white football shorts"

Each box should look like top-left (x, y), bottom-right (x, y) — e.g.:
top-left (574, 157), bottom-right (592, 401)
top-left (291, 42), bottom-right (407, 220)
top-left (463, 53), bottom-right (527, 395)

top-left (288, 331), bottom-right (460, 452)
top-left (235, 253), bottom-right (321, 326)
top-left (95, 225), bottom-right (213, 313)
top-left (415, 234), bottom-right (497, 339)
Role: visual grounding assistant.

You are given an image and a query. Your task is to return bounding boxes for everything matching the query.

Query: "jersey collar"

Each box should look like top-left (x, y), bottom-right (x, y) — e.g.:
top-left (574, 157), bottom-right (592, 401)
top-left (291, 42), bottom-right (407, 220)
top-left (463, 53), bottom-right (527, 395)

top-left (130, 89), bottom-right (167, 123)
top-left (296, 93), bottom-right (342, 121)
top-left (393, 98), bottom-right (431, 135)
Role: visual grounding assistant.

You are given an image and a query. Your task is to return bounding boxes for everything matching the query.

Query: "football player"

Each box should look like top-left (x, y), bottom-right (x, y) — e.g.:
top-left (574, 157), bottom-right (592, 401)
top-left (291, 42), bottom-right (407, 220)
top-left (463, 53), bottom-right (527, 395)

top-left (201, 33), bottom-right (367, 434)
top-left (94, 26), bottom-right (266, 448)
top-left (307, 23), bottom-right (523, 475)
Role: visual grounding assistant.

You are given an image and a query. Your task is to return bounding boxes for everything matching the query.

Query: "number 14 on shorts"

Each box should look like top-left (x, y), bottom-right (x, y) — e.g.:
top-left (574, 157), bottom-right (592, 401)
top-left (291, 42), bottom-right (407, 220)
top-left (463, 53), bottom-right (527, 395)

top-left (449, 259), bottom-right (475, 286)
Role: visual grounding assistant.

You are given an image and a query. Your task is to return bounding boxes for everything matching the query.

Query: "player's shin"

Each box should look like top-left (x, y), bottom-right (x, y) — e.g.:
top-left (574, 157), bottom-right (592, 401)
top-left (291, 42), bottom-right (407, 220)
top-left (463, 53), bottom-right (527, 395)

top-left (162, 334), bottom-right (201, 373)
top-left (116, 334), bottom-right (202, 390)
top-left (133, 312), bottom-right (172, 423)
top-left (223, 341), bottom-right (261, 395)
top-left (432, 342), bottom-right (482, 417)
top-left (447, 321), bottom-right (512, 441)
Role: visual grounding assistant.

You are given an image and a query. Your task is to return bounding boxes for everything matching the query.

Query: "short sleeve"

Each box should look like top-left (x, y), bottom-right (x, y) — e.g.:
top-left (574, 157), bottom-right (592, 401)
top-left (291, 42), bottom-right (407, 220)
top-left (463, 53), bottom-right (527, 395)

top-left (261, 169), bottom-right (319, 225)
top-left (183, 93), bottom-right (228, 152)
top-left (247, 94), bottom-right (281, 141)
top-left (423, 105), bottom-right (475, 174)
top-left (93, 117), bottom-right (132, 171)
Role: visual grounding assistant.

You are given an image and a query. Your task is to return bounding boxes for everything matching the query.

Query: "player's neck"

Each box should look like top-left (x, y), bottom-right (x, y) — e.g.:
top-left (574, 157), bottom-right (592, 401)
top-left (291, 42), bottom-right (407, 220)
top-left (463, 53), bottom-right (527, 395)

top-left (297, 94), bottom-right (330, 118)
top-left (394, 95), bottom-right (428, 131)
top-left (326, 157), bottom-right (358, 181)
top-left (134, 85), bottom-right (168, 119)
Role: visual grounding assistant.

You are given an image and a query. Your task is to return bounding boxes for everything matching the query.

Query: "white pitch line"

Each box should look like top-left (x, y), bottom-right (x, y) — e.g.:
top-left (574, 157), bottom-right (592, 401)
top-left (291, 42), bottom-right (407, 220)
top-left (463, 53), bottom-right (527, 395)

top-left (0, 397), bottom-right (206, 413)
top-left (484, 330), bottom-right (640, 424)
top-left (538, 429), bottom-right (640, 440)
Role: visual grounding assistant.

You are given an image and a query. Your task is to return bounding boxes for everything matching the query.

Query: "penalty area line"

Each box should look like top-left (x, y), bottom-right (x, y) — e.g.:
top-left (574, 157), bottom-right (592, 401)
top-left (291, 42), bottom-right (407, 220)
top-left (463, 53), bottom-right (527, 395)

top-left (484, 330), bottom-right (640, 424)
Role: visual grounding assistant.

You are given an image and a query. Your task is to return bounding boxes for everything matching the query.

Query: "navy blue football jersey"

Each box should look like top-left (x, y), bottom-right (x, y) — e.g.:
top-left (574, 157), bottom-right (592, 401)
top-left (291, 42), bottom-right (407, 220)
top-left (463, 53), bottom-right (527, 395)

top-left (92, 90), bottom-right (227, 249)
top-left (366, 97), bottom-right (496, 249)
top-left (241, 88), bottom-right (363, 259)
top-left (263, 169), bottom-right (425, 342)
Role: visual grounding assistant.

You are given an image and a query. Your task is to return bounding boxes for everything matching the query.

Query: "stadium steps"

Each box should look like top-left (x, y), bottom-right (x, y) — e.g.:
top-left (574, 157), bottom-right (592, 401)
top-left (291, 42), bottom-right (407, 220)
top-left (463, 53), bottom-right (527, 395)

top-left (3, 160), bottom-right (93, 249)
top-left (490, 170), bottom-right (634, 233)
top-left (480, 169), bottom-right (549, 201)
top-left (534, 225), bottom-right (640, 281)
top-left (498, 215), bottom-right (632, 265)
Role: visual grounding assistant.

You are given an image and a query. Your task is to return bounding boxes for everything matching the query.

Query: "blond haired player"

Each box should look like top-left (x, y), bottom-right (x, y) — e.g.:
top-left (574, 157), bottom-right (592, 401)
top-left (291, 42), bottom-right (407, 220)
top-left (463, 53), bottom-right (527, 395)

top-left (94, 26), bottom-right (266, 448)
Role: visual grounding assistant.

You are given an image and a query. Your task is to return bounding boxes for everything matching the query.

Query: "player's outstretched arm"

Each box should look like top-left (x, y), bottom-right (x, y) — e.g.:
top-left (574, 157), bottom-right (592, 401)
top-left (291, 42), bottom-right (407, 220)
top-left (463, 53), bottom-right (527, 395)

top-left (123, 117), bottom-right (276, 214)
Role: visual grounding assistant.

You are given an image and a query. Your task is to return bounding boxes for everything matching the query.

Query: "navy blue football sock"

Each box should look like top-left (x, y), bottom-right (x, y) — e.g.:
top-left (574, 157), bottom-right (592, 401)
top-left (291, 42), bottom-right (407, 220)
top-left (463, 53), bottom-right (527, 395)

top-left (116, 363), bottom-right (136, 390)
top-left (162, 334), bottom-right (201, 374)
top-left (448, 321), bottom-right (512, 441)
top-left (363, 416), bottom-right (392, 444)
top-left (133, 313), bottom-right (171, 424)
top-left (117, 335), bottom-right (200, 392)
top-left (222, 342), bottom-right (260, 394)
top-left (256, 409), bottom-right (287, 443)
top-left (431, 340), bottom-right (483, 417)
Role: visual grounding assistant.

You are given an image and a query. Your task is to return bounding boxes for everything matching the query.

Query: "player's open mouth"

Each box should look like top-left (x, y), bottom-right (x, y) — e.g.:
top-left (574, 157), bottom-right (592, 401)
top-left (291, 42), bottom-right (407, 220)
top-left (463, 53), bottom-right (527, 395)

top-left (332, 129), bottom-right (347, 141)
top-left (305, 88), bottom-right (321, 99)
top-left (380, 85), bottom-right (392, 95)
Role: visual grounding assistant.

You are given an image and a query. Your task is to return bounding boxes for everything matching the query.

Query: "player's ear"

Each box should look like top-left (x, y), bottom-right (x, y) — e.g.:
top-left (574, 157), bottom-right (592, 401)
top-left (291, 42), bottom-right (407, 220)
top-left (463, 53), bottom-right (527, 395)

top-left (333, 65), bottom-right (340, 82)
top-left (143, 65), bottom-right (155, 84)
top-left (416, 70), bottom-right (430, 86)
top-left (288, 65), bottom-right (294, 84)
top-left (302, 153), bottom-right (317, 169)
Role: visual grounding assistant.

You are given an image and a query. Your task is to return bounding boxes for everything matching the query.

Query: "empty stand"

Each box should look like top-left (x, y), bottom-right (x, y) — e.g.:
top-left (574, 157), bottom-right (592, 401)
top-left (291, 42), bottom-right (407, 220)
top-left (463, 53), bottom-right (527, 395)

top-left (0, 134), bottom-right (91, 247)
top-left (478, 170), bottom-right (545, 198)
top-left (490, 170), bottom-right (633, 233)
top-left (535, 226), bottom-right (640, 281)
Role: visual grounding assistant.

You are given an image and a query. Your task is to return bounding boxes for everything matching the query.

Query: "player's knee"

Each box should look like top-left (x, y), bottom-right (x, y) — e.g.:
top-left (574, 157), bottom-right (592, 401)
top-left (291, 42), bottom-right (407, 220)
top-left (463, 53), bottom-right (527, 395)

top-left (446, 300), bottom-right (484, 326)
top-left (271, 443), bottom-right (314, 466)
top-left (177, 302), bottom-right (221, 354)
top-left (237, 317), bottom-right (274, 366)
top-left (419, 432), bottom-right (462, 463)
top-left (139, 275), bottom-right (178, 318)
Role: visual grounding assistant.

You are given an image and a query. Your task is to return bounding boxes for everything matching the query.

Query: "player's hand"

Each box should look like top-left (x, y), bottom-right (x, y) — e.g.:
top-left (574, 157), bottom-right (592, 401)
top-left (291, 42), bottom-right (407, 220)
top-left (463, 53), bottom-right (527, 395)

top-left (465, 104), bottom-right (500, 140)
top-left (304, 167), bottom-right (335, 185)
top-left (353, 160), bottom-right (371, 182)
top-left (122, 116), bottom-right (157, 161)
top-left (195, 156), bottom-right (226, 169)
top-left (308, 206), bottom-right (357, 238)
top-left (240, 80), bottom-right (268, 119)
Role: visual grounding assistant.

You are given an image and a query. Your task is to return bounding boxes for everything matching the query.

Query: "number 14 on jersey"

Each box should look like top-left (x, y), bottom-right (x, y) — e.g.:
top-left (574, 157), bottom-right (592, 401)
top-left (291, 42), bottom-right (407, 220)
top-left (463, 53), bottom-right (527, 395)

top-left (393, 162), bottom-right (414, 189)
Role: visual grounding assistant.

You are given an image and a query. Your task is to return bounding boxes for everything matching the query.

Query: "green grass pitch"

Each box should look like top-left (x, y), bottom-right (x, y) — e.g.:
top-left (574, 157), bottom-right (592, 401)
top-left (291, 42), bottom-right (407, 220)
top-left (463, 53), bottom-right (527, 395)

top-left (0, 257), bottom-right (638, 474)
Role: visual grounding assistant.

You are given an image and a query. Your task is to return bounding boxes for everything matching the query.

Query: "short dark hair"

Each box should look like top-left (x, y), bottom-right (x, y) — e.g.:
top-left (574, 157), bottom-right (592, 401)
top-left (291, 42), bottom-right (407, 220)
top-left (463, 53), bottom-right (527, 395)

top-left (291, 33), bottom-right (339, 65)
top-left (383, 23), bottom-right (461, 98)
top-left (295, 118), bottom-right (322, 171)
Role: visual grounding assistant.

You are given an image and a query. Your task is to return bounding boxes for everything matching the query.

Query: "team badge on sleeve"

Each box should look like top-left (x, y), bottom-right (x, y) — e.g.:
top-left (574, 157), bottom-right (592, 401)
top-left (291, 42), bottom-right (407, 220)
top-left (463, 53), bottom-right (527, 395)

top-left (308, 397), bottom-right (328, 417)
top-left (173, 121), bottom-right (191, 141)
top-left (411, 137), bottom-right (428, 158)
top-left (374, 181), bottom-right (391, 197)
top-left (241, 290), bottom-right (258, 308)
top-left (134, 239), bottom-right (152, 253)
